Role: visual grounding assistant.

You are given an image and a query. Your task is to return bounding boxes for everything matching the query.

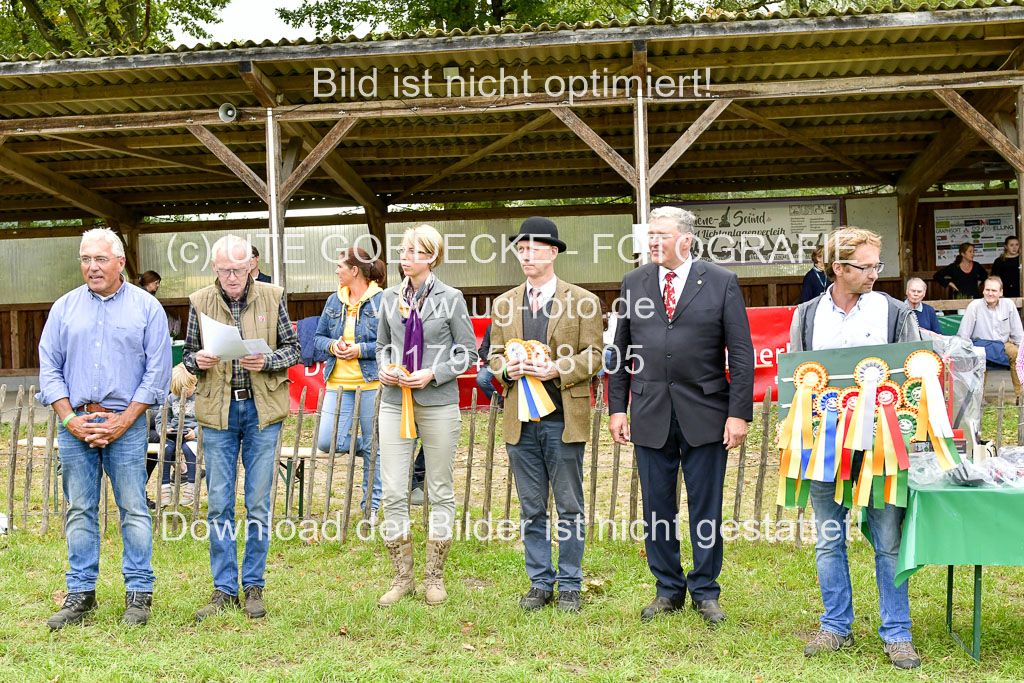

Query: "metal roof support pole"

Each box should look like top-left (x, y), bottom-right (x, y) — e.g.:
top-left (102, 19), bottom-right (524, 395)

top-left (1018, 85), bottom-right (1024, 300)
top-left (266, 109), bottom-right (285, 289)
top-left (633, 40), bottom-right (651, 267)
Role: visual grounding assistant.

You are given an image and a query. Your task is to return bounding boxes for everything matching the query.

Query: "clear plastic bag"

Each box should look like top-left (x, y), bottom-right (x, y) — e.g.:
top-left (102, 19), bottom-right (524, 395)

top-left (931, 336), bottom-right (986, 441)
top-left (946, 456), bottom-right (1024, 488)
top-left (908, 450), bottom-right (948, 488)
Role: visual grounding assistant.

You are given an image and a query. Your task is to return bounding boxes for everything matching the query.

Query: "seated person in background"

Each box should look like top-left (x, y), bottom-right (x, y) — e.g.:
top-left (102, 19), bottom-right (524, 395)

top-left (800, 247), bottom-right (829, 302)
top-left (934, 242), bottom-right (986, 299)
top-left (904, 277), bottom-right (941, 335)
top-left (957, 276), bottom-right (1024, 399)
top-left (149, 364), bottom-right (200, 507)
top-left (475, 322), bottom-right (501, 405)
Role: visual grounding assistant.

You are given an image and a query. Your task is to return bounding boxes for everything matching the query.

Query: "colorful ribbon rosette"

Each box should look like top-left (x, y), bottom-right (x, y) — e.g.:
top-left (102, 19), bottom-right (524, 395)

top-left (505, 338), bottom-right (556, 422)
top-left (387, 364), bottom-right (418, 439)
top-left (905, 350), bottom-right (961, 470)
top-left (776, 361), bottom-right (828, 507)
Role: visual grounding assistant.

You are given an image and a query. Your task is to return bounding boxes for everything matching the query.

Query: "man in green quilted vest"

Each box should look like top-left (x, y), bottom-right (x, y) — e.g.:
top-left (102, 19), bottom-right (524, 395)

top-left (182, 234), bottom-right (300, 622)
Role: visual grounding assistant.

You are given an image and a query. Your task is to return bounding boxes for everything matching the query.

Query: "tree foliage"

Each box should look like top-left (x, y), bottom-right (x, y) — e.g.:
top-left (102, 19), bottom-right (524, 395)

top-left (0, 0), bottom-right (230, 56)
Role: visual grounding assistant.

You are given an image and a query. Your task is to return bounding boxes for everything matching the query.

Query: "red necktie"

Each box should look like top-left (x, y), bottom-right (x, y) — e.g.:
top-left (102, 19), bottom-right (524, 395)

top-left (530, 288), bottom-right (541, 313)
top-left (664, 272), bottom-right (677, 319)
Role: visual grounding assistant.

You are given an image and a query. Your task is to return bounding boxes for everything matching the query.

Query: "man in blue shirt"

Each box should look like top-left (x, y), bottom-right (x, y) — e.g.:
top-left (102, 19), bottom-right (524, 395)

top-left (37, 227), bottom-right (171, 629)
top-left (905, 277), bottom-right (941, 334)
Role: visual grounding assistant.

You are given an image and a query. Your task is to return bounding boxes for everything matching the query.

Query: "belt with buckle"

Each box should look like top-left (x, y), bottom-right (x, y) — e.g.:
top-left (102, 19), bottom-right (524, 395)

top-left (232, 388), bottom-right (253, 401)
top-left (75, 402), bottom-right (113, 414)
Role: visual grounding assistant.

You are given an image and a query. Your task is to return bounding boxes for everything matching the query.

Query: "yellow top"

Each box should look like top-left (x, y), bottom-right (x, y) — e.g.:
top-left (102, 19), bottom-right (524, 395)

top-left (326, 282), bottom-right (382, 392)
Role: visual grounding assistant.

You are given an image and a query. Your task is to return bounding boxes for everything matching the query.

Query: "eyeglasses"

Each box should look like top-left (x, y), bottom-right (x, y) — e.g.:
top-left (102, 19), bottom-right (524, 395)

top-left (845, 262), bottom-right (885, 275)
top-left (214, 267), bottom-right (249, 278)
top-left (78, 256), bottom-right (112, 265)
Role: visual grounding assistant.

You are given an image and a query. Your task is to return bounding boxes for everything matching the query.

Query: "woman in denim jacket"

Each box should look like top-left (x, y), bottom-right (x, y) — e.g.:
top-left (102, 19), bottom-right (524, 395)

top-left (314, 247), bottom-right (387, 523)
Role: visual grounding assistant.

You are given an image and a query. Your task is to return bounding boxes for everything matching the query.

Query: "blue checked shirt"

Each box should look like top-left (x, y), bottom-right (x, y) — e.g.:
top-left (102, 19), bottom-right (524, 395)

top-left (181, 279), bottom-right (300, 391)
top-left (37, 278), bottom-right (172, 411)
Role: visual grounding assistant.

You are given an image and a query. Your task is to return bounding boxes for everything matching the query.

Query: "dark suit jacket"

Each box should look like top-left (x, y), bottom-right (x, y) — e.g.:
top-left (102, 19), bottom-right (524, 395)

top-left (608, 260), bottom-right (755, 448)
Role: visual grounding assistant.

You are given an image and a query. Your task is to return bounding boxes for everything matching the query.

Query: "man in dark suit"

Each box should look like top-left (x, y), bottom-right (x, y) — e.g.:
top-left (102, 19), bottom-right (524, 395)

top-left (608, 206), bottom-right (754, 624)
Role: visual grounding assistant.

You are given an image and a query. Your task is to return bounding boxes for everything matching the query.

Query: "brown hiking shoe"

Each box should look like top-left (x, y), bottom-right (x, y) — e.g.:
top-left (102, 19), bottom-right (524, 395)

top-left (194, 589), bottom-right (240, 622)
top-left (883, 640), bottom-right (921, 669)
top-left (379, 535), bottom-right (414, 607)
top-left (243, 586), bottom-right (266, 619)
top-left (804, 629), bottom-right (854, 656)
top-left (424, 537), bottom-right (452, 606)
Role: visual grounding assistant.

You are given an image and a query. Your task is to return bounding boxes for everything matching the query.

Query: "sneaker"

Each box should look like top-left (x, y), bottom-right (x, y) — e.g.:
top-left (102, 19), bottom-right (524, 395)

top-left (123, 591), bottom-right (152, 626)
top-left (804, 629), bottom-right (854, 657)
top-left (410, 487), bottom-right (425, 506)
top-left (367, 508), bottom-right (379, 526)
top-left (47, 591), bottom-right (97, 630)
top-left (179, 483), bottom-right (195, 507)
top-left (883, 640), bottom-right (922, 669)
top-left (243, 585), bottom-right (266, 619)
top-left (194, 589), bottom-right (240, 622)
top-left (519, 587), bottom-right (554, 611)
top-left (556, 590), bottom-right (582, 613)
top-left (160, 484), bottom-right (172, 508)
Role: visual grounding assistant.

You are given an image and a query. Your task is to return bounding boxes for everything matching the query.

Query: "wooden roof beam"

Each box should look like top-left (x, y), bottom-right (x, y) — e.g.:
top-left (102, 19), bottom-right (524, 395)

top-left (896, 88), bottom-right (1016, 196)
top-left (393, 111), bottom-right (555, 201)
top-left (279, 119), bottom-right (359, 205)
top-left (729, 102), bottom-right (892, 185)
top-left (649, 98), bottom-right (732, 186)
top-left (185, 124), bottom-right (268, 201)
top-left (933, 88), bottom-right (1024, 174)
top-left (238, 61), bottom-right (281, 109)
top-left (0, 145), bottom-right (134, 225)
top-left (284, 120), bottom-right (384, 214)
top-left (550, 106), bottom-right (637, 186)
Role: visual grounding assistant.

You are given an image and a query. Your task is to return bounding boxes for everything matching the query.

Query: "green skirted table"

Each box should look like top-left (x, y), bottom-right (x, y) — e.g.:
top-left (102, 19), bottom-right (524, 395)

top-left (896, 480), bottom-right (1024, 660)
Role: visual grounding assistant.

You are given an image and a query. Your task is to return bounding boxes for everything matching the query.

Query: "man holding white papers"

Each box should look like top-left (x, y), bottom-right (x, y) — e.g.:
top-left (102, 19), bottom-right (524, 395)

top-left (182, 234), bottom-right (300, 622)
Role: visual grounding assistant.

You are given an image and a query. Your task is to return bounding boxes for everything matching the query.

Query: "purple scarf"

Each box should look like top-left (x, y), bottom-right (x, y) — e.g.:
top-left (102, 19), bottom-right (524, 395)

top-left (400, 274), bottom-right (435, 371)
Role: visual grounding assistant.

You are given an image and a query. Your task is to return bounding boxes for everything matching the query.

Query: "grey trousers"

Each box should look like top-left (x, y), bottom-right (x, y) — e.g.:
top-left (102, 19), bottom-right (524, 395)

top-left (378, 400), bottom-right (461, 540)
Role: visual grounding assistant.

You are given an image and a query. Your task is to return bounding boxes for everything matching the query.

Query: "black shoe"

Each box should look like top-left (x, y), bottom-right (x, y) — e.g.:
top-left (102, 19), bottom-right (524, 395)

top-left (640, 595), bottom-right (686, 621)
top-left (243, 585), bottom-right (266, 619)
top-left (692, 598), bottom-right (726, 625)
top-left (519, 587), bottom-right (554, 611)
top-left (194, 589), bottom-right (240, 622)
top-left (123, 591), bottom-right (152, 626)
top-left (47, 591), bottom-right (97, 630)
top-left (556, 590), bottom-right (582, 613)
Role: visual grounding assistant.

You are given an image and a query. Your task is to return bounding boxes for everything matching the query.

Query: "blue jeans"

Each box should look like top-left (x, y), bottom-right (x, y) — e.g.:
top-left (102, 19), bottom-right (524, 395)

top-left (57, 412), bottom-right (154, 593)
top-left (316, 388), bottom-right (381, 511)
top-left (202, 399), bottom-right (282, 595)
top-left (475, 367), bottom-right (498, 403)
top-left (809, 480), bottom-right (912, 643)
top-left (506, 420), bottom-right (586, 591)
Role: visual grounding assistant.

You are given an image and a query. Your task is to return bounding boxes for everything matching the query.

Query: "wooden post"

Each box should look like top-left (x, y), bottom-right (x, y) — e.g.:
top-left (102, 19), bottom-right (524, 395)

top-left (459, 389), bottom-right (479, 536)
top-left (628, 450), bottom-right (639, 525)
top-left (268, 413), bottom-right (287, 527)
top-left (10, 312), bottom-right (20, 370)
top-left (367, 209), bottom-right (387, 262)
top-left (321, 390), bottom-right (343, 523)
top-left (363, 389), bottom-right (382, 523)
top-left (170, 396), bottom-right (186, 512)
top-left (40, 409), bottom-right (55, 535)
top-left (586, 379), bottom-right (603, 537)
top-left (265, 111), bottom-right (286, 289)
top-left (5, 385), bottom-right (24, 528)
top-left (21, 390), bottom-right (35, 529)
top-left (296, 389), bottom-right (323, 519)
top-left (192, 427), bottom-right (205, 526)
top-left (752, 388), bottom-right (773, 537)
top-left (996, 382), bottom-right (1006, 455)
top-left (282, 386), bottom-right (307, 520)
top-left (733, 439), bottom-right (748, 522)
top-left (155, 403), bottom-right (169, 534)
top-left (632, 39), bottom-right (650, 230)
top-left (339, 387), bottom-right (362, 540)
top-left (609, 442), bottom-right (621, 522)
top-left (100, 472), bottom-right (108, 537)
top-left (896, 191), bottom-right (919, 282)
top-left (481, 392), bottom-right (499, 539)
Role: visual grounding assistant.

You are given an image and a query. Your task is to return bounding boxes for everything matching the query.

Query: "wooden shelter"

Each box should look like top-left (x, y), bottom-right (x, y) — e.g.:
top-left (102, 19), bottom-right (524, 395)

top-left (5, 0), bottom-right (1024, 375)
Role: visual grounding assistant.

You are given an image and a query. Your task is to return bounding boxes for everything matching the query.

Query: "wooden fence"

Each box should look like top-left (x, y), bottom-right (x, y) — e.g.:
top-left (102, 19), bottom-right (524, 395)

top-left (2, 378), bottom-right (1020, 543)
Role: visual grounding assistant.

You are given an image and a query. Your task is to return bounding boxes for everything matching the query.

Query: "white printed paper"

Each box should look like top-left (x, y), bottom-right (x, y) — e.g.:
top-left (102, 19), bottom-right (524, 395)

top-left (200, 313), bottom-right (273, 360)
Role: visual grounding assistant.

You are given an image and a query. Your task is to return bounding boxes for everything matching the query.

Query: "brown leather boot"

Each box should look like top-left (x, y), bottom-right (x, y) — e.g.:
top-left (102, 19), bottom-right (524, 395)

top-left (424, 536), bottom-right (452, 606)
top-left (378, 534), bottom-right (414, 607)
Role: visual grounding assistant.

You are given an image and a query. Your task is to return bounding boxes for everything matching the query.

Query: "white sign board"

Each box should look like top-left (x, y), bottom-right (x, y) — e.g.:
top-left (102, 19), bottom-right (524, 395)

top-left (934, 206), bottom-right (1016, 266)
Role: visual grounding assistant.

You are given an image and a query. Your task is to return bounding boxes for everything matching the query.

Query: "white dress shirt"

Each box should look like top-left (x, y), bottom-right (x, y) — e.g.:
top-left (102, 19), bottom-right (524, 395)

top-left (811, 286), bottom-right (890, 350)
top-left (957, 298), bottom-right (1024, 346)
top-left (658, 254), bottom-right (693, 307)
top-left (526, 275), bottom-right (558, 311)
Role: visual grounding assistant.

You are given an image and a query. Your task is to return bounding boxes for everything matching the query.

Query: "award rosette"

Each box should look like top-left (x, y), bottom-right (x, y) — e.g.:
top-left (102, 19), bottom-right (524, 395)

top-left (506, 338), bottom-right (556, 422)
top-left (905, 349), bottom-right (960, 470)
top-left (777, 361), bottom-right (828, 507)
top-left (388, 364), bottom-right (417, 439)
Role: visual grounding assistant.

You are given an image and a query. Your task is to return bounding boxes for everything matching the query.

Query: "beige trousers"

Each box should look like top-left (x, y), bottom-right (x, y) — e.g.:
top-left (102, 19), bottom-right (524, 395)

top-left (378, 401), bottom-right (462, 541)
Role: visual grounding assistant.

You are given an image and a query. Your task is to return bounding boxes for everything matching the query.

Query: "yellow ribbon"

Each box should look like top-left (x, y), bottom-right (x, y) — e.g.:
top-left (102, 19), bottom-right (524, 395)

top-left (389, 364), bottom-right (417, 439)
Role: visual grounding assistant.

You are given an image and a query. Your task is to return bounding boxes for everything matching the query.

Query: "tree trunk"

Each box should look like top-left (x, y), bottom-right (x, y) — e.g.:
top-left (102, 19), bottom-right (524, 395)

top-left (20, 0), bottom-right (71, 52)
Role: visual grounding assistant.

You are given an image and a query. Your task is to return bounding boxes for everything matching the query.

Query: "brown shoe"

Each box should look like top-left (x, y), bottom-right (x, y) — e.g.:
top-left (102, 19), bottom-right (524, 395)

top-left (692, 598), bottom-right (726, 625)
top-left (424, 537), bottom-right (452, 606)
top-left (883, 640), bottom-right (921, 669)
top-left (194, 589), bottom-right (240, 622)
top-left (378, 534), bottom-right (415, 607)
top-left (804, 629), bottom-right (854, 657)
top-left (243, 585), bottom-right (266, 619)
top-left (640, 595), bottom-right (686, 621)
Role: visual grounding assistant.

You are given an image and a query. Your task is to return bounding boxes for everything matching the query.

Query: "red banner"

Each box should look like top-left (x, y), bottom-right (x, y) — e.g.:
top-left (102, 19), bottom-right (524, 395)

top-left (290, 310), bottom-right (796, 411)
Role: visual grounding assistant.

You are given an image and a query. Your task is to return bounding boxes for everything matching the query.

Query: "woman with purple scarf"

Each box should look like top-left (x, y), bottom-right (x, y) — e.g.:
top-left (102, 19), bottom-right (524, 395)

top-left (375, 224), bottom-right (478, 608)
